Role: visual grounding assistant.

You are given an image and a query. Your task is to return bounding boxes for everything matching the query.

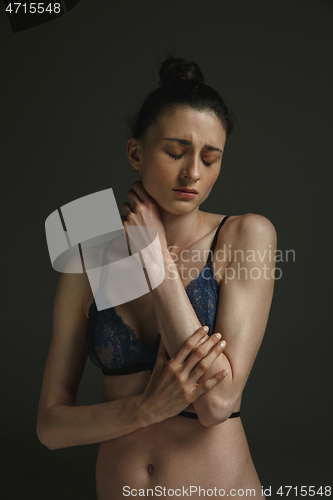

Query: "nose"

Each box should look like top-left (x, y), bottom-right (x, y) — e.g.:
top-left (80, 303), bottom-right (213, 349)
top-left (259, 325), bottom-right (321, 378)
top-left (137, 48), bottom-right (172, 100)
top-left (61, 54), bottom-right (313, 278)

top-left (180, 155), bottom-right (201, 182)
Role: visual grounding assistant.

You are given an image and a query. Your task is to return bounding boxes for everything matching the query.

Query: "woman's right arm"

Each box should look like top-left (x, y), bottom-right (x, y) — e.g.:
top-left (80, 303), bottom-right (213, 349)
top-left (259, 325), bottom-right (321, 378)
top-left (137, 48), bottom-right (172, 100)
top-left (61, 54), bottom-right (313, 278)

top-left (36, 272), bottom-right (225, 450)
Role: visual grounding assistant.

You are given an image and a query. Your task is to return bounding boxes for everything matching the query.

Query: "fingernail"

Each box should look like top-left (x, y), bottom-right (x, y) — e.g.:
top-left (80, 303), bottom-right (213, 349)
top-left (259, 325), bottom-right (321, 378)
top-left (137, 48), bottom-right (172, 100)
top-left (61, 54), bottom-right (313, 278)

top-left (219, 340), bottom-right (226, 349)
top-left (222, 369), bottom-right (229, 377)
top-left (214, 333), bottom-right (222, 340)
top-left (203, 326), bottom-right (209, 332)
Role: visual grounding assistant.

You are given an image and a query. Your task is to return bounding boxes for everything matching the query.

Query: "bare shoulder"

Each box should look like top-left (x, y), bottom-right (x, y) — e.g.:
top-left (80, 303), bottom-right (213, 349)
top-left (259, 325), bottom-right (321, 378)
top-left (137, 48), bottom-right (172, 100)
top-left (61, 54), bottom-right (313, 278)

top-left (219, 213), bottom-right (277, 250)
top-left (54, 271), bottom-right (93, 317)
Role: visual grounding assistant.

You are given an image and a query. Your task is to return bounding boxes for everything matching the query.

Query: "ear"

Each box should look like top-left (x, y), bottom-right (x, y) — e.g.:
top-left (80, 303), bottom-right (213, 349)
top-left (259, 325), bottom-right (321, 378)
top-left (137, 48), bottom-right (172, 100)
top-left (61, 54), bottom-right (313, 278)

top-left (127, 138), bottom-right (143, 173)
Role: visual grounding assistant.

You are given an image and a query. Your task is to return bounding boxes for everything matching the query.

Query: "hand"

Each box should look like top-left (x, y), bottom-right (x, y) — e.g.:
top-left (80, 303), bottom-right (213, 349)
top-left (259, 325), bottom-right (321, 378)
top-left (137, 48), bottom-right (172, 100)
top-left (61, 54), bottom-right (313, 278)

top-left (121, 181), bottom-right (167, 249)
top-left (138, 327), bottom-right (228, 424)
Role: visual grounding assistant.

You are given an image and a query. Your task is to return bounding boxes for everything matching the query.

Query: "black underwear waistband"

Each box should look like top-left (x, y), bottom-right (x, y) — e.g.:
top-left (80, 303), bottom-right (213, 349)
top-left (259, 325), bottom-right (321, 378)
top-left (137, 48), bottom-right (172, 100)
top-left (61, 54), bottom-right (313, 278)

top-left (178, 410), bottom-right (240, 419)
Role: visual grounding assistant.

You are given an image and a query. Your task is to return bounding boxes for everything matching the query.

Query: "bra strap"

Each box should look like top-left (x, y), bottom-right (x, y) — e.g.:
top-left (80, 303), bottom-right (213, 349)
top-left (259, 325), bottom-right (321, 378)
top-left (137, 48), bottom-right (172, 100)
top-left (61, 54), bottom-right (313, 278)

top-left (206, 215), bottom-right (230, 264)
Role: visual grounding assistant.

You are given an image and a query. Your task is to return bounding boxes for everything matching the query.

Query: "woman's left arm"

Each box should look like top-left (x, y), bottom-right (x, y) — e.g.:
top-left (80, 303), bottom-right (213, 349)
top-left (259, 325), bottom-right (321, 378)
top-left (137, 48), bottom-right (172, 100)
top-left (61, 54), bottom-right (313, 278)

top-left (193, 213), bottom-right (277, 426)
top-left (122, 183), bottom-right (277, 426)
top-left (149, 214), bottom-right (276, 427)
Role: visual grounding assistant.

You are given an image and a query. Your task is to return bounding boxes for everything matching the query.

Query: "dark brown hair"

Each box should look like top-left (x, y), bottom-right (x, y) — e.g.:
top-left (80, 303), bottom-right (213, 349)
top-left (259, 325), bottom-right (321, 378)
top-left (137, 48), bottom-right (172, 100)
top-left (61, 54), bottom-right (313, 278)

top-left (130, 57), bottom-right (235, 140)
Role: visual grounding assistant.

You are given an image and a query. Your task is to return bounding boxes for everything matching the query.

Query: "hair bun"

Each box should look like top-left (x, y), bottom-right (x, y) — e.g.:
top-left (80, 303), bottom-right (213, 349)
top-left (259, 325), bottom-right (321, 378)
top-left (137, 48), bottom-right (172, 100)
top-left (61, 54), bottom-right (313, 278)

top-left (159, 57), bottom-right (204, 86)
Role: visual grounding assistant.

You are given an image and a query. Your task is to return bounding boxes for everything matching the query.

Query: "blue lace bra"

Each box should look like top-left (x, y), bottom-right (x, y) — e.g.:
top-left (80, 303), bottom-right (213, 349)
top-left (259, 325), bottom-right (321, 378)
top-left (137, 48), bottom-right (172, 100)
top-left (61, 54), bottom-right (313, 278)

top-left (86, 216), bottom-right (229, 376)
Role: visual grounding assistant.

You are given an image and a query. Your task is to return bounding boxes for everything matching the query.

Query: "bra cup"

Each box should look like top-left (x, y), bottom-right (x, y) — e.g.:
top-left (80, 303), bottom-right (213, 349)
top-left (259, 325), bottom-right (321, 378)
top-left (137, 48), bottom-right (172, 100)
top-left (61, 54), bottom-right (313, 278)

top-left (86, 262), bottom-right (219, 373)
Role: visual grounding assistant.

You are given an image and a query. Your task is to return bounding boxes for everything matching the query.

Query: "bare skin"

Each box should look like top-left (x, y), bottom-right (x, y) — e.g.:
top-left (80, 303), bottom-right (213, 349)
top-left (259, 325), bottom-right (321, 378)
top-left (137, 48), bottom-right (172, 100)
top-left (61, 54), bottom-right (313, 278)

top-left (37, 108), bottom-right (276, 499)
top-left (84, 212), bottom-right (266, 499)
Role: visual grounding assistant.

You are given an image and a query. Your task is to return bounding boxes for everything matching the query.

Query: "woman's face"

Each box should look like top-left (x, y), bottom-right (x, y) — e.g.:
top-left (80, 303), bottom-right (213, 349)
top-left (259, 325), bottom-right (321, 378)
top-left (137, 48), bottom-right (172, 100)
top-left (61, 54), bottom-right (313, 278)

top-left (128, 107), bottom-right (227, 215)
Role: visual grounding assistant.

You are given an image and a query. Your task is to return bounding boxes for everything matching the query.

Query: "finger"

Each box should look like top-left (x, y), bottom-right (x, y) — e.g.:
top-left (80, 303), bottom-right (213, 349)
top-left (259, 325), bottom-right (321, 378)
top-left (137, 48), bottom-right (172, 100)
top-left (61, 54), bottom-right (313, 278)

top-left (194, 369), bottom-right (229, 398)
top-left (188, 338), bottom-right (227, 383)
top-left (126, 188), bottom-right (142, 205)
top-left (120, 202), bottom-right (133, 215)
top-left (182, 333), bottom-right (223, 375)
top-left (172, 327), bottom-right (209, 365)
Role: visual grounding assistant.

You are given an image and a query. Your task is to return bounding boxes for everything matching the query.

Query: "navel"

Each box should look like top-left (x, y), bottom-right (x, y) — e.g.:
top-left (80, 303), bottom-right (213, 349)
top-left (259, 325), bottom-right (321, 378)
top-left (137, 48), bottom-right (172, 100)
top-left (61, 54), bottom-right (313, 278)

top-left (147, 463), bottom-right (154, 475)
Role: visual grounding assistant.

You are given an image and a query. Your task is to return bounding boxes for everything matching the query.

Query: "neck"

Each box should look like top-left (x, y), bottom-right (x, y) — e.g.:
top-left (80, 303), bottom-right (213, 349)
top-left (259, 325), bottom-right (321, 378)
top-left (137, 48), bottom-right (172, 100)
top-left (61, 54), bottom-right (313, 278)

top-left (158, 207), bottom-right (204, 252)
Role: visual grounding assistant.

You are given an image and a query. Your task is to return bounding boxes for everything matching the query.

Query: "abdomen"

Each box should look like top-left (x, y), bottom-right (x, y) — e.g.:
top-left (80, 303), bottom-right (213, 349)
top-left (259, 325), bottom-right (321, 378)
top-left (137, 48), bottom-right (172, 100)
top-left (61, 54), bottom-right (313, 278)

top-left (95, 415), bottom-right (261, 500)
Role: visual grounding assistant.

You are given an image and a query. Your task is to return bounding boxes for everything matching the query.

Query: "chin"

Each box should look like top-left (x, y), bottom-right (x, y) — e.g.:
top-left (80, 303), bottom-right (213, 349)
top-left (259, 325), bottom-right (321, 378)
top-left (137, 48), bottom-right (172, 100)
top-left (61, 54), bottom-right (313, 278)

top-left (159, 200), bottom-right (200, 216)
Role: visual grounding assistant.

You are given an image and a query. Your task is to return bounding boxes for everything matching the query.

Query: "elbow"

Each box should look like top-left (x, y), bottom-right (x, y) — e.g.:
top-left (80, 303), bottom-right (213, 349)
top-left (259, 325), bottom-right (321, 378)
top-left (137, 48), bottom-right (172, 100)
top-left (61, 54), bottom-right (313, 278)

top-left (195, 396), bottom-right (236, 427)
top-left (36, 425), bottom-right (50, 450)
top-left (36, 404), bottom-right (69, 450)
top-left (36, 422), bottom-right (58, 451)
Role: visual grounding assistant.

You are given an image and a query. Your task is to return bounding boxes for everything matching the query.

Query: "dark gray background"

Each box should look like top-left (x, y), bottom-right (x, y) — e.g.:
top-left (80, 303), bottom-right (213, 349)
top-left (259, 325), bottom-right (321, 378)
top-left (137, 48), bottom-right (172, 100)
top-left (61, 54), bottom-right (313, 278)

top-left (1, 0), bottom-right (332, 498)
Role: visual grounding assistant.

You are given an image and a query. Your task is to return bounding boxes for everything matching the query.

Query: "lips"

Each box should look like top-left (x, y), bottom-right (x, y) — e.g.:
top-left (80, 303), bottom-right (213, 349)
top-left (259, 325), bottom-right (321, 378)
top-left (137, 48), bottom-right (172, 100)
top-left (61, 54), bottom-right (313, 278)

top-left (172, 188), bottom-right (198, 199)
top-left (173, 188), bottom-right (198, 194)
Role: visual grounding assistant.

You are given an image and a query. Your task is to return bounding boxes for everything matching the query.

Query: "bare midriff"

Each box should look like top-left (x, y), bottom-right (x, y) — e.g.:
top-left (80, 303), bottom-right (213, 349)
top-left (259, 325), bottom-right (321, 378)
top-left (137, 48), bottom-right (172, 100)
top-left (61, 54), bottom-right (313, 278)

top-left (95, 373), bottom-right (262, 500)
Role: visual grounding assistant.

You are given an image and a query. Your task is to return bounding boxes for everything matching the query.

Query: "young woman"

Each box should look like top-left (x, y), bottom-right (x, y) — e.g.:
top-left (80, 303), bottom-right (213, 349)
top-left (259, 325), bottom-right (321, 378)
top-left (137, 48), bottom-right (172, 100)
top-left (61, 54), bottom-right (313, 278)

top-left (37, 57), bottom-right (277, 499)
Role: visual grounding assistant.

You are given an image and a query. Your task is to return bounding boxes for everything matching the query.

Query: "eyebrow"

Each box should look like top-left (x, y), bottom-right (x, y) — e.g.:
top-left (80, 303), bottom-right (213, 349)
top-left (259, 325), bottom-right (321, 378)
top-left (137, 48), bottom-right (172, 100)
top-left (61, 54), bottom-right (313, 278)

top-left (163, 137), bottom-right (223, 153)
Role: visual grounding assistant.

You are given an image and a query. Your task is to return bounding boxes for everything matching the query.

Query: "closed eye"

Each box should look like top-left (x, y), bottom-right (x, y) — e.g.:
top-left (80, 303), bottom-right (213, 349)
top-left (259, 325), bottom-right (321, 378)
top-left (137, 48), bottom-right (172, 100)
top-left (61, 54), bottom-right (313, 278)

top-left (168, 153), bottom-right (213, 167)
top-left (169, 153), bottom-right (184, 161)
